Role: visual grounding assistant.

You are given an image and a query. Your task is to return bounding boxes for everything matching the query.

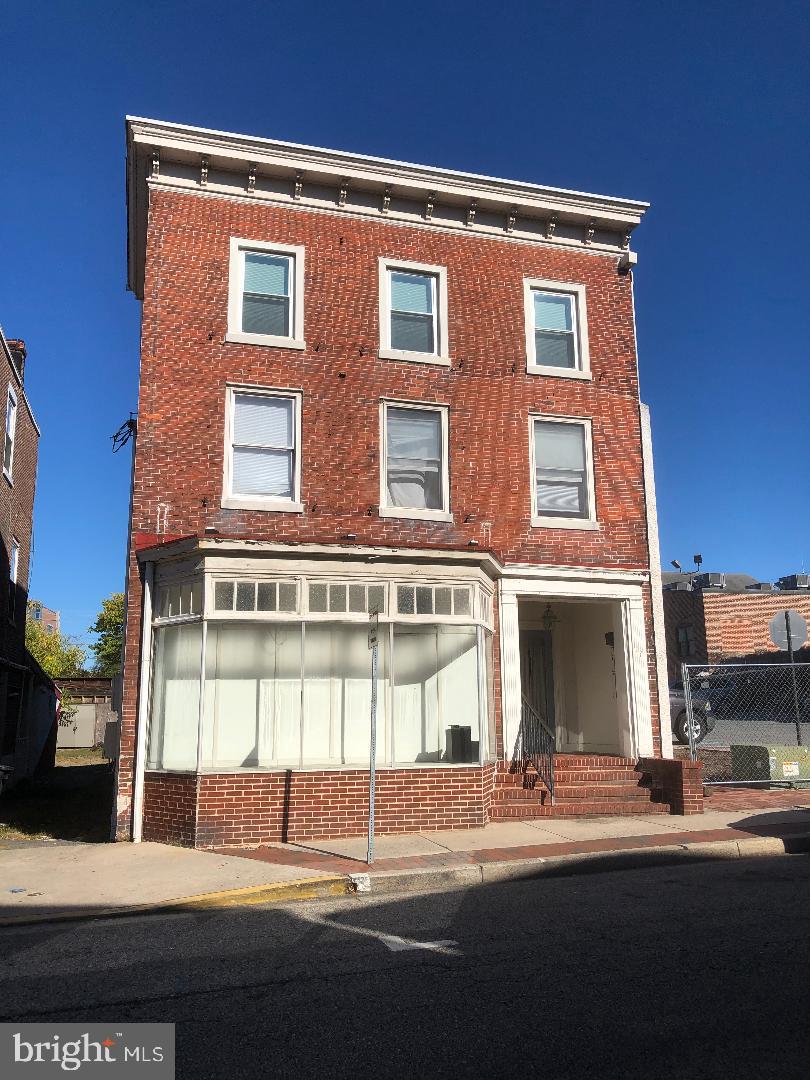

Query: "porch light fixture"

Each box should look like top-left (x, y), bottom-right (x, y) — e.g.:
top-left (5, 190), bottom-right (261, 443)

top-left (541, 603), bottom-right (558, 633)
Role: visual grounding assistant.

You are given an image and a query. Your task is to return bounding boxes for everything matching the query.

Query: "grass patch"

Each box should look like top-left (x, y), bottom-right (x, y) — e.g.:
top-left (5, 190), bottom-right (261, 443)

top-left (0, 750), bottom-right (113, 843)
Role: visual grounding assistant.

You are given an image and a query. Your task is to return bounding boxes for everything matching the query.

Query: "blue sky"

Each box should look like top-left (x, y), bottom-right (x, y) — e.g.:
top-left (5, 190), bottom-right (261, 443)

top-left (3, 0), bottom-right (808, 644)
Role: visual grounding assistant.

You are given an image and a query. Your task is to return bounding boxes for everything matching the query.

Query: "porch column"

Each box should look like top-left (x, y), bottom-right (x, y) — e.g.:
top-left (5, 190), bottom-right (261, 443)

top-left (499, 591), bottom-right (522, 761)
top-left (618, 598), bottom-right (654, 758)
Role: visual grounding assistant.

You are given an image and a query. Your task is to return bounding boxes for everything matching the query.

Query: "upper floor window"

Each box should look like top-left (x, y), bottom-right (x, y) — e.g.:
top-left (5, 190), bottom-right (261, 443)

top-left (222, 387), bottom-right (303, 513)
top-left (530, 416), bottom-right (597, 529)
top-left (226, 239), bottom-right (305, 349)
top-left (524, 279), bottom-right (590, 379)
top-left (4, 387), bottom-right (18, 483)
top-left (378, 258), bottom-right (449, 365)
top-left (677, 624), bottom-right (696, 658)
top-left (380, 402), bottom-right (451, 522)
top-left (8, 538), bottom-right (19, 623)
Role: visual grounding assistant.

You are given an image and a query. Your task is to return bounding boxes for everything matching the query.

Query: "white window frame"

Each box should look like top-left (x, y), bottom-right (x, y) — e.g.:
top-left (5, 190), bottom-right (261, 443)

top-left (379, 400), bottom-right (452, 522)
top-left (524, 278), bottom-right (590, 380)
top-left (222, 385), bottom-right (304, 513)
top-left (378, 258), bottom-right (450, 365)
top-left (226, 238), bottom-right (306, 349)
top-left (4, 386), bottom-right (18, 484)
top-left (529, 413), bottom-right (598, 530)
top-left (8, 537), bottom-right (19, 623)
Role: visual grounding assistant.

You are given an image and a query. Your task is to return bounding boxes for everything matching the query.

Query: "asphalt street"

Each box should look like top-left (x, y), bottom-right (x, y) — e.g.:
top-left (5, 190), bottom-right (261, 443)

top-left (2, 856), bottom-right (809, 1079)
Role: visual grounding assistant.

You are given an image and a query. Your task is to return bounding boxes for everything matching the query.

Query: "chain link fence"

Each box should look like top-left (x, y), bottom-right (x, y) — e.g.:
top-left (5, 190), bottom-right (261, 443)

top-left (681, 662), bottom-right (810, 785)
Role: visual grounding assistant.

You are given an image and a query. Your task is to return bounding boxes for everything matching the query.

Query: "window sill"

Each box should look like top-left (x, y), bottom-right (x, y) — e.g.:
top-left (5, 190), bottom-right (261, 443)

top-left (379, 507), bottom-right (454, 523)
top-left (221, 496), bottom-right (305, 513)
top-left (531, 516), bottom-right (600, 531)
top-left (526, 364), bottom-right (591, 380)
top-left (378, 347), bottom-right (452, 367)
top-left (145, 761), bottom-right (488, 775)
top-left (225, 332), bottom-right (306, 351)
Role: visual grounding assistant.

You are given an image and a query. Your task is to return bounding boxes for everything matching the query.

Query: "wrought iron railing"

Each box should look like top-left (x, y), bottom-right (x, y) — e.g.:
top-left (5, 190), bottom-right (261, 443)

top-left (518, 694), bottom-right (556, 803)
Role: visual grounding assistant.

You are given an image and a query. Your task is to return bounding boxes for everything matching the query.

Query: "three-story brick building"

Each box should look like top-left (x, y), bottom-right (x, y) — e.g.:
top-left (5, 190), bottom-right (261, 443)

top-left (117, 117), bottom-right (699, 847)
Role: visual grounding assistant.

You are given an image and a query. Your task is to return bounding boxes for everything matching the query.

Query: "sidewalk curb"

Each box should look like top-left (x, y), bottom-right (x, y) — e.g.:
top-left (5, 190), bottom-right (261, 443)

top-left (2, 832), bottom-right (808, 928)
top-left (365, 831), bottom-right (810, 894)
top-left (0, 875), bottom-right (351, 928)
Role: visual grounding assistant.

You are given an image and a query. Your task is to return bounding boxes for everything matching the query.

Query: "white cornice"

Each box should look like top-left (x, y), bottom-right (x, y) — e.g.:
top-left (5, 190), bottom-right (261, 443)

top-left (125, 116), bottom-right (649, 298)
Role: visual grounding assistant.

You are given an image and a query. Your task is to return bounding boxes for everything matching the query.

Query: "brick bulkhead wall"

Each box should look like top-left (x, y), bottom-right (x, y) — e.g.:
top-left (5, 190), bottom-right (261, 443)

top-left (118, 186), bottom-right (666, 843)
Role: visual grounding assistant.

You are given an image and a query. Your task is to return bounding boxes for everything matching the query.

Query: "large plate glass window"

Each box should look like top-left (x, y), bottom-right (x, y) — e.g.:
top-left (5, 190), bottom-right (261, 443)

top-left (532, 418), bottom-right (594, 524)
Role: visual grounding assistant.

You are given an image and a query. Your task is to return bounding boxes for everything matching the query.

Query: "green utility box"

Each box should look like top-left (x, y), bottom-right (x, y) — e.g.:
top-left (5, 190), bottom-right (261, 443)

top-left (731, 745), bottom-right (810, 783)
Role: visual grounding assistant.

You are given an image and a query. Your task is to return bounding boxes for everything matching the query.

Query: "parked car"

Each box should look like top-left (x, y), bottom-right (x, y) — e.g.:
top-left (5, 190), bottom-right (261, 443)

top-left (670, 681), bottom-right (716, 745)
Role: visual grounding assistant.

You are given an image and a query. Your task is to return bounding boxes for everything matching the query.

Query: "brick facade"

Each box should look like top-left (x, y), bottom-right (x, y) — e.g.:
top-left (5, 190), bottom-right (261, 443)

top-left (118, 120), bottom-right (675, 846)
top-left (663, 587), bottom-right (810, 680)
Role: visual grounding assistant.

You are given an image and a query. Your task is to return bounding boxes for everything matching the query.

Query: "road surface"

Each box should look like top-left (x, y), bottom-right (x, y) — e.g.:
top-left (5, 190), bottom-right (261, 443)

top-left (2, 856), bottom-right (808, 1078)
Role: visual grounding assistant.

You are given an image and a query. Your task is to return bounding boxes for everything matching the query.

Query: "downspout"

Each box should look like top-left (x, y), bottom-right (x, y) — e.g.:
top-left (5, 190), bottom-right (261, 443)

top-left (132, 560), bottom-right (154, 842)
top-left (632, 262), bottom-right (673, 758)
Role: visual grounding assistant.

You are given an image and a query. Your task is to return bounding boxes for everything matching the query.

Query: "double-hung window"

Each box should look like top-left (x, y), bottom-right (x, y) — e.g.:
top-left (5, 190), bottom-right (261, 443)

top-left (4, 387), bottom-right (18, 483)
top-left (379, 259), bottom-right (449, 364)
top-left (530, 416), bottom-right (597, 528)
top-left (227, 239), bottom-right (305, 349)
top-left (223, 387), bottom-right (303, 512)
top-left (380, 403), bottom-right (451, 521)
top-left (8, 538), bottom-right (19, 622)
top-left (524, 279), bottom-right (590, 378)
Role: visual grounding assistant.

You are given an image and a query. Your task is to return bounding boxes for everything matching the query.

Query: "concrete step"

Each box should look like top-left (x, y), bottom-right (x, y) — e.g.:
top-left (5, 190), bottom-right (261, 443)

top-left (552, 784), bottom-right (657, 801)
top-left (490, 799), bottom-right (669, 820)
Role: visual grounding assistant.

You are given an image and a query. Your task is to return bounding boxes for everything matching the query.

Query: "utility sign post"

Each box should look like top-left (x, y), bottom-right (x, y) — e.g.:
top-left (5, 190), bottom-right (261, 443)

top-left (769, 610), bottom-right (808, 746)
top-left (367, 609), bottom-right (380, 865)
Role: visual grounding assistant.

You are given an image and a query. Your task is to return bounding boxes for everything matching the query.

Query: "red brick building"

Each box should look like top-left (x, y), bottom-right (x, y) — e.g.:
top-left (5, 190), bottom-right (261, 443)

top-left (663, 572), bottom-right (810, 681)
top-left (0, 331), bottom-right (57, 790)
top-left (117, 117), bottom-right (699, 848)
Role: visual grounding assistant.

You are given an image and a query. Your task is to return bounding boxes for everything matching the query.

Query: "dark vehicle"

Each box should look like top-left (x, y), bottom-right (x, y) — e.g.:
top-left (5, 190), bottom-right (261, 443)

top-left (670, 681), bottom-right (716, 745)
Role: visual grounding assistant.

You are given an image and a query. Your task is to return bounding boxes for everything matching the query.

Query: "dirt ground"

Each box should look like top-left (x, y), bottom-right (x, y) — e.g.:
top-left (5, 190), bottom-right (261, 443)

top-left (0, 748), bottom-right (113, 843)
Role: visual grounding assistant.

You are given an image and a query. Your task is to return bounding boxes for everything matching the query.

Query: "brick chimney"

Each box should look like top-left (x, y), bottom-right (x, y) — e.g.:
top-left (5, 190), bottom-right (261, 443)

top-left (6, 339), bottom-right (26, 379)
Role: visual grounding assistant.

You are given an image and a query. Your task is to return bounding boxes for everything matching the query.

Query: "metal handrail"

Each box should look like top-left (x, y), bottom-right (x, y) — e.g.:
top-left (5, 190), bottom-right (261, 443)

top-left (518, 694), bottom-right (555, 804)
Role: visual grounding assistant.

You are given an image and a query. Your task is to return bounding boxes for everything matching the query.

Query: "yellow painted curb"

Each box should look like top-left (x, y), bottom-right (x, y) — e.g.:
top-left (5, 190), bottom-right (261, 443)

top-left (0, 875), bottom-right (351, 928)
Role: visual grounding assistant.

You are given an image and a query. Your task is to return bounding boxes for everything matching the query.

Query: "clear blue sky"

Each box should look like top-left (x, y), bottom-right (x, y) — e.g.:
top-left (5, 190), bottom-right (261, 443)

top-left (3, 1), bottom-right (808, 644)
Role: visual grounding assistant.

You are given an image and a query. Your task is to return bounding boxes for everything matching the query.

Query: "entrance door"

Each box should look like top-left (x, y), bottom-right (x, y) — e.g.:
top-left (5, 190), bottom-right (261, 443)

top-left (520, 629), bottom-right (555, 734)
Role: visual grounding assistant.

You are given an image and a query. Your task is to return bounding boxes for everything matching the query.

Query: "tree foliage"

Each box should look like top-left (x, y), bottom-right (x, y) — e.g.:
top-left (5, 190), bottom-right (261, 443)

top-left (25, 620), bottom-right (87, 679)
top-left (89, 592), bottom-right (125, 675)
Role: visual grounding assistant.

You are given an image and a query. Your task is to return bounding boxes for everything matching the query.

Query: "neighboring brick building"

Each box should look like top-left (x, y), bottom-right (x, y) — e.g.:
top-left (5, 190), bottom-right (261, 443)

top-left (663, 572), bottom-right (810, 681)
top-left (0, 330), bottom-right (57, 791)
top-left (116, 117), bottom-right (698, 848)
top-left (28, 600), bottom-right (60, 636)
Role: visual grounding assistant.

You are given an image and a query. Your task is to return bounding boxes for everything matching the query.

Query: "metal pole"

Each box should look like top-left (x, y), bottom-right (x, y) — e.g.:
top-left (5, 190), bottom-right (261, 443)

top-left (786, 613), bottom-right (803, 747)
top-left (367, 642), bottom-right (378, 865)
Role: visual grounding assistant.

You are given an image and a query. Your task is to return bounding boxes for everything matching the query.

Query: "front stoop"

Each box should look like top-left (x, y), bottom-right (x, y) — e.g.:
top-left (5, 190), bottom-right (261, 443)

top-left (491, 755), bottom-right (673, 819)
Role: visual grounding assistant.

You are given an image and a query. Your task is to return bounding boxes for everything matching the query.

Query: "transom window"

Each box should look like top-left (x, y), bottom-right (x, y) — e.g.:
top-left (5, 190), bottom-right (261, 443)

top-left (524, 279), bottom-right (590, 379)
top-left (531, 416), bottom-right (596, 528)
top-left (214, 580), bottom-right (298, 614)
top-left (380, 403), bottom-right (450, 521)
top-left (159, 580), bottom-right (203, 619)
top-left (4, 387), bottom-right (18, 482)
top-left (227, 238), bottom-right (305, 349)
top-left (396, 584), bottom-right (471, 617)
top-left (223, 388), bottom-right (303, 513)
top-left (309, 581), bottom-right (386, 615)
top-left (378, 258), bottom-right (449, 364)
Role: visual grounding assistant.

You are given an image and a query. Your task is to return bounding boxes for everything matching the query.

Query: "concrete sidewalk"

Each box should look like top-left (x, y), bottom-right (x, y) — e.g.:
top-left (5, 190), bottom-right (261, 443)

top-left (2, 801), bottom-right (809, 927)
top-left (0, 841), bottom-right (345, 925)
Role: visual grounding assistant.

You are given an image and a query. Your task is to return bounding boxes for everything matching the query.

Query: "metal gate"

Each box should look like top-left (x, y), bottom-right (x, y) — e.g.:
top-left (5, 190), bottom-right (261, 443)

top-left (682, 662), bottom-right (810, 785)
